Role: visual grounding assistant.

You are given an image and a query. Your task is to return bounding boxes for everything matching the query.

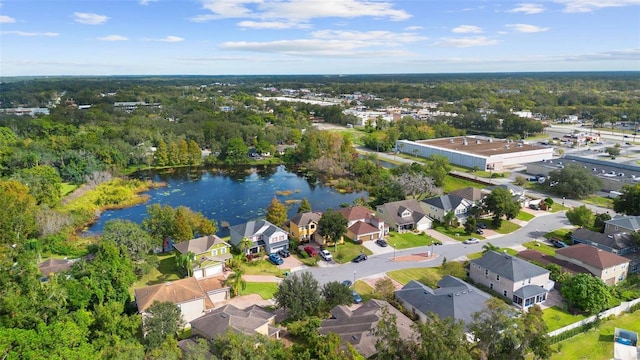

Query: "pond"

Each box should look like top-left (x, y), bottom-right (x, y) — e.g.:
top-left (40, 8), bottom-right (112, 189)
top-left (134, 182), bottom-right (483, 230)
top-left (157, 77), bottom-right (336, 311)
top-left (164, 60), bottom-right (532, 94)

top-left (85, 165), bottom-right (368, 237)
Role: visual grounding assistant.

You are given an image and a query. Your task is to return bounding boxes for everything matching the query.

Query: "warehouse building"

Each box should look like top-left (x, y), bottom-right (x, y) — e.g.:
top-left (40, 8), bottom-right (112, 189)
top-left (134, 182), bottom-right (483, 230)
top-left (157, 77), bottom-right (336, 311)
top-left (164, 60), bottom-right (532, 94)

top-left (396, 136), bottom-right (554, 171)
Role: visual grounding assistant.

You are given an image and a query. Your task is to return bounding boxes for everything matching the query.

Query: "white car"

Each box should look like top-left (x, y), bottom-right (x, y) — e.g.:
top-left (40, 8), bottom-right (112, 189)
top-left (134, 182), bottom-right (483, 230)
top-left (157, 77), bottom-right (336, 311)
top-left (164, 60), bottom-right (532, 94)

top-left (320, 249), bottom-right (333, 261)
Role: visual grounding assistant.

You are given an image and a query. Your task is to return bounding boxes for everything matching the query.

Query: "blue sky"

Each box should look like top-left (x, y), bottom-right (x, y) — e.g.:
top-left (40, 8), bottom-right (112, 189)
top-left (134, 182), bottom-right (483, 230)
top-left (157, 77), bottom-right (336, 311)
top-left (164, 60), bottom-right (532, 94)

top-left (1, 0), bottom-right (639, 76)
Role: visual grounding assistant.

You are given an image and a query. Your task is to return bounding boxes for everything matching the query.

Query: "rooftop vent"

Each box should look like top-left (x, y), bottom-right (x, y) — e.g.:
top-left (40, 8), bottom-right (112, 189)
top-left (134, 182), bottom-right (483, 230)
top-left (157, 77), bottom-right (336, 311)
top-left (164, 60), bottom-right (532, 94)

top-left (449, 139), bottom-right (455, 143)
top-left (488, 138), bottom-right (492, 143)
top-left (476, 140), bottom-right (481, 144)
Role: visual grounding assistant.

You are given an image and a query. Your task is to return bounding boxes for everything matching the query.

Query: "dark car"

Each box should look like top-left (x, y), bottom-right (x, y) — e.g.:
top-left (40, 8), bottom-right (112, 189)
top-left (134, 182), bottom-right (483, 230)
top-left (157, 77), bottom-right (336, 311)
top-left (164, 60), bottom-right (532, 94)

top-left (341, 280), bottom-right (353, 287)
top-left (375, 239), bottom-right (388, 247)
top-left (476, 228), bottom-right (484, 235)
top-left (352, 291), bottom-right (363, 304)
top-left (477, 223), bottom-right (487, 229)
top-left (551, 240), bottom-right (569, 248)
top-left (304, 246), bottom-right (318, 257)
top-left (352, 254), bottom-right (368, 263)
top-left (277, 249), bottom-right (290, 258)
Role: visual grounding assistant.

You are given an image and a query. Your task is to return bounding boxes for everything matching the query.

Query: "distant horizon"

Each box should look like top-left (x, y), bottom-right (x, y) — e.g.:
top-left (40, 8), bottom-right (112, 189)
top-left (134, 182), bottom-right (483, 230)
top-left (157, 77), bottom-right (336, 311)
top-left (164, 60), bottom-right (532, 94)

top-left (1, 1), bottom-right (638, 76)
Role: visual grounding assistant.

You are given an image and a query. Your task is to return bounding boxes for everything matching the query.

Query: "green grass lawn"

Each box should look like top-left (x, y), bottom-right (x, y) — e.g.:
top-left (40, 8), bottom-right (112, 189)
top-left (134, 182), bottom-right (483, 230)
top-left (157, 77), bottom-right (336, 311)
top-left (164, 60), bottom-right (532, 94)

top-left (243, 259), bottom-right (289, 277)
top-left (516, 211), bottom-right (535, 222)
top-left (549, 204), bottom-right (570, 213)
top-left (386, 231), bottom-right (439, 250)
top-left (583, 195), bottom-right (614, 209)
top-left (442, 175), bottom-right (485, 193)
top-left (549, 311), bottom-right (640, 360)
top-left (477, 219), bottom-right (521, 234)
top-left (386, 262), bottom-right (467, 288)
top-left (522, 241), bottom-right (556, 256)
top-left (239, 282), bottom-right (279, 299)
top-left (131, 254), bottom-right (181, 291)
top-left (433, 225), bottom-right (485, 242)
top-left (330, 241), bottom-right (373, 264)
top-left (544, 228), bottom-right (573, 241)
top-left (61, 183), bottom-right (79, 197)
top-left (467, 248), bottom-right (517, 260)
top-left (543, 306), bottom-right (588, 332)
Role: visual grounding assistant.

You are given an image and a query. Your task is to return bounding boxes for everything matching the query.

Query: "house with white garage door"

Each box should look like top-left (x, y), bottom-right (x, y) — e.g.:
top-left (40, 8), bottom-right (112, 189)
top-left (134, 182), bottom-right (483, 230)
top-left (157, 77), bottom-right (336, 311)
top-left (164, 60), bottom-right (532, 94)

top-left (376, 199), bottom-right (433, 233)
top-left (229, 219), bottom-right (289, 254)
top-left (173, 235), bottom-right (232, 279)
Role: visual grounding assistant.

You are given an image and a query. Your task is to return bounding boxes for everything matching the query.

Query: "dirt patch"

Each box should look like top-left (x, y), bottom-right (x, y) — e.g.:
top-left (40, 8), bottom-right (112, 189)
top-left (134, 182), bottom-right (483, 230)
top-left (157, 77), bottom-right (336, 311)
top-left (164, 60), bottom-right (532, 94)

top-left (361, 274), bottom-right (404, 291)
top-left (392, 253), bottom-right (439, 263)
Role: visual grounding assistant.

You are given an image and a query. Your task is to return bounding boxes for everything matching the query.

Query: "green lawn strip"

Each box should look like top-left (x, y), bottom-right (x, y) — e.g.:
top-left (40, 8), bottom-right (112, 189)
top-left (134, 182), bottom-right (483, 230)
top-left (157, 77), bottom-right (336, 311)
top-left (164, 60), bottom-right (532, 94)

top-left (433, 225), bottom-right (485, 241)
top-left (467, 248), bottom-right (517, 260)
top-left (61, 183), bottom-right (79, 197)
top-left (442, 175), bottom-right (485, 193)
top-left (522, 241), bottom-right (556, 256)
top-left (542, 306), bottom-right (587, 332)
top-left (354, 280), bottom-right (376, 302)
top-left (544, 228), bottom-right (573, 241)
top-left (477, 219), bottom-right (521, 234)
top-left (549, 204), bottom-right (570, 213)
top-left (583, 195), bottom-right (614, 209)
top-left (386, 231), bottom-right (439, 250)
top-left (516, 211), bottom-right (535, 222)
top-left (131, 254), bottom-right (181, 291)
top-left (386, 262), bottom-right (467, 288)
top-left (239, 282), bottom-right (279, 299)
top-left (243, 259), bottom-right (289, 277)
top-left (549, 311), bottom-right (640, 360)
top-left (330, 241), bottom-right (373, 264)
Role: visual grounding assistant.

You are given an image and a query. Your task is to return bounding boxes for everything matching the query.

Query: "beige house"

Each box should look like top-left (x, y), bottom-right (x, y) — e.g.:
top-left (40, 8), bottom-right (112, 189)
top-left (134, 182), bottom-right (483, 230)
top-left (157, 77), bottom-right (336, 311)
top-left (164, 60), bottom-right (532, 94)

top-left (469, 251), bottom-right (552, 309)
top-left (422, 194), bottom-right (474, 223)
top-left (336, 206), bottom-right (387, 242)
top-left (173, 235), bottom-right (232, 279)
top-left (376, 199), bottom-right (432, 233)
top-left (190, 304), bottom-right (279, 340)
top-left (555, 244), bottom-right (630, 285)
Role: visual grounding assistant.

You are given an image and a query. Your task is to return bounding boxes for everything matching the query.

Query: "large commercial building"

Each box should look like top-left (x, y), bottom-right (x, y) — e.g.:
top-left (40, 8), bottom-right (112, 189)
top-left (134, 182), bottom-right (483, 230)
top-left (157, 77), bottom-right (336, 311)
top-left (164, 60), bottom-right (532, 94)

top-left (396, 136), bottom-right (554, 171)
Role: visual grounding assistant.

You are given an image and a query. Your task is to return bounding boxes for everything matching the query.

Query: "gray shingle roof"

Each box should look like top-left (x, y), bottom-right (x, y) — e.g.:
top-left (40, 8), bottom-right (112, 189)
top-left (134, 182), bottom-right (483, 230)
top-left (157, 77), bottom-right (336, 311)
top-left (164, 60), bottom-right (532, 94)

top-left (377, 199), bottom-right (429, 225)
top-left (513, 285), bottom-right (547, 299)
top-left (229, 219), bottom-right (282, 238)
top-left (423, 194), bottom-right (467, 211)
top-left (394, 276), bottom-right (491, 327)
top-left (470, 251), bottom-right (549, 282)
top-left (605, 216), bottom-right (640, 232)
top-left (572, 228), bottom-right (637, 251)
top-left (190, 304), bottom-right (275, 339)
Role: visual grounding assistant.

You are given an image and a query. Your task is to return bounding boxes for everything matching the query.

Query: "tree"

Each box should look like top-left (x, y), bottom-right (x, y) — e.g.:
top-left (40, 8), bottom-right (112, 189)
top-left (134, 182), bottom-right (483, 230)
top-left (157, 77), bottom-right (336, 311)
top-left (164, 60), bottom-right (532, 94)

top-left (238, 237), bottom-right (254, 255)
top-left (482, 242), bottom-right (499, 253)
top-left (101, 219), bottom-right (154, 262)
top-left (266, 197), bottom-right (287, 228)
top-left (210, 330), bottom-right (288, 360)
top-left (613, 184), bottom-right (640, 215)
top-left (0, 180), bottom-right (38, 246)
top-left (143, 301), bottom-right (185, 350)
top-left (318, 209), bottom-right (348, 246)
top-left (547, 164), bottom-right (603, 199)
top-left (221, 137), bottom-right (248, 164)
top-left (605, 146), bottom-right (621, 158)
top-left (298, 198), bottom-right (312, 213)
top-left (154, 139), bottom-right (169, 167)
top-left (225, 267), bottom-right (246, 297)
top-left (374, 278), bottom-right (395, 301)
top-left (173, 207), bottom-right (194, 242)
top-left (426, 154), bottom-right (451, 187)
top-left (394, 172), bottom-right (441, 200)
top-left (321, 281), bottom-right (353, 310)
top-left (484, 187), bottom-right (520, 228)
top-left (187, 140), bottom-right (202, 166)
top-left (142, 204), bottom-right (176, 242)
top-left (593, 212), bottom-right (612, 232)
top-left (176, 251), bottom-right (195, 277)
top-left (12, 165), bottom-right (62, 206)
top-left (522, 305), bottom-right (552, 360)
top-left (274, 272), bottom-right (321, 321)
top-left (566, 205), bottom-right (595, 228)
top-left (514, 175), bottom-right (527, 186)
top-left (561, 273), bottom-right (613, 314)
top-left (442, 211), bottom-right (458, 229)
top-left (470, 298), bottom-right (524, 360)
top-left (544, 197), bottom-right (554, 209)
top-left (464, 216), bottom-right (477, 234)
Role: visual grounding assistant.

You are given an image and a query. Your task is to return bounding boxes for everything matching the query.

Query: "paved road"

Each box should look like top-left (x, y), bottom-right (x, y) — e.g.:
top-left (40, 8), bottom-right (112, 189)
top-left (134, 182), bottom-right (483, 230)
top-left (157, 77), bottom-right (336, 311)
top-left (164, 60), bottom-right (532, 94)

top-left (297, 211), bottom-right (571, 285)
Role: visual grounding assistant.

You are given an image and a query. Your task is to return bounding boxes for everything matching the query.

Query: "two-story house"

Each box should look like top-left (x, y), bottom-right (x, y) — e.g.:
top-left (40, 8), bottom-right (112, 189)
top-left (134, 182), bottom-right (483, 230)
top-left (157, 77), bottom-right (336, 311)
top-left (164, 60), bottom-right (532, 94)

top-left (376, 199), bottom-right (432, 233)
top-left (604, 216), bottom-right (640, 235)
top-left (336, 206), bottom-right (387, 243)
top-left (469, 251), bottom-right (552, 309)
top-left (572, 228), bottom-right (639, 273)
top-left (555, 244), bottom-right (630, 285)
top-left (229, 219), bottom-right (289, 254)
top-left (190, 304), bottom-right (280, 340)
top-left (173, 235), bottom-right (232, 279)
top-left (286, 211), bottom-right (322, 243)
top-left (422, 194), bottom-right (474, 223)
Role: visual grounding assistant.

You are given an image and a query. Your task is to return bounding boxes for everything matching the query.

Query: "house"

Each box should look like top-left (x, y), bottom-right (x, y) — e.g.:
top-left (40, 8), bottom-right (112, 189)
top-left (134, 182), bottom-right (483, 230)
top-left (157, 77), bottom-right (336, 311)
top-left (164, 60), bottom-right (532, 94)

top-left (422, 194), bottom-right (474, 223)
top-left (336, 206), bottom-right (387, 243)
top-left (517, 249), bottom-right (590, 276)
top-left (229, 219), bottom-right (289, 254)
top-left (555, 244), bottom-right (630, 285)
top-left (376, 199), bottom-right (432, 233)
top-left (173, 235), bottom-right (232, 279)
top-left (394, 276), bottom-right (492, 327)
top-left (38, 258), bottom-right (74, 278)
top-left (449, 186), bottom-right (485, 204)
top-left (571, 228), bottom-right (639, 273)
top-left (190, 304), bottom-right (279, 340)
top-left (604, 216), bottom-right (640, 235)
top-left (484, 184), bottom-right (530, 207)
top-left (134, 276), bottom-right (229, 324)
top-left (319, 299), bottom-right (414, 359)
top-left (469, 251), bottom-right (552, 309)
top-left (286, 211), bottom-right (322, 243)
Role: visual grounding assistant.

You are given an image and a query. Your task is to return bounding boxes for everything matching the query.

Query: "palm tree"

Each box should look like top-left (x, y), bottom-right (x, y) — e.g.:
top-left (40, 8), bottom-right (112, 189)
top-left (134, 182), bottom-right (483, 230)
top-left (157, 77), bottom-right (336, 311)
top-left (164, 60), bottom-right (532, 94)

top-left (482, 242), bottom-right (499, 254)
top-left (225, 267), bottom-right (246, 297)
top-left (176, 251), bottom-right (195, 277)
top-left (239, 237), bottom-right (254, 256)
top-left (227, 253), bottom-right (244, 271)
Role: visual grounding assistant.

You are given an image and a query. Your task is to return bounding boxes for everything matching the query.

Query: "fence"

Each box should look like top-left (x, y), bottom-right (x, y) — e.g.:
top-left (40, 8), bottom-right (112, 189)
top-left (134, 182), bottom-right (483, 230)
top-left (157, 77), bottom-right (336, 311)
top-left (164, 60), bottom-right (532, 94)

top-left (548, 297), bottom-right (640, 337)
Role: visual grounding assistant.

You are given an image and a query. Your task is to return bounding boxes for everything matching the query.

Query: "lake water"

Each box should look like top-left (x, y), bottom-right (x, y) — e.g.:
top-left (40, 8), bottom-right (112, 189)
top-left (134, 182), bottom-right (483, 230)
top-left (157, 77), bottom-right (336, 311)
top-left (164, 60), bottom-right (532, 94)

top-left (85, 165), bottom-right (367, 237)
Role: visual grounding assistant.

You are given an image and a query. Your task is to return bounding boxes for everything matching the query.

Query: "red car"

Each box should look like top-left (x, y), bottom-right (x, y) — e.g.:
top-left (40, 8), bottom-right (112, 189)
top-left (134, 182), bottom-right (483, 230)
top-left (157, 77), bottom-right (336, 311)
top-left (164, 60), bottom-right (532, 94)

top-left (304, 246), bottom-right (318, 257)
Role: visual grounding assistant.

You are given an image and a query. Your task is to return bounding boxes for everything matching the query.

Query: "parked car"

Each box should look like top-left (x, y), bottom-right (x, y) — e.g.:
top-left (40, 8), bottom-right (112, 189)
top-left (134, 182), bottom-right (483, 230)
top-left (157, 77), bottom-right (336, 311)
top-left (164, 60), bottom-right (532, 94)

top-left (341, 280), bottom-right (352, 287)
top-left (268, 253), bottom-right (284, 265)
top-left (352, 291), bottom-right (363, 304)
top-left (529, 204), bottom-right (540, 210)
top-left (375, 239), bottom-right (388, 247)
top-left (477, 223), bottom-right (487, 229)
top-left (304, 246), bottom-right (318, 257)
top-left (277, 248), bottom-right (290, 258)
top-left (352, 254), bottom-right (368, 263)
top-left (463, 238), bottom-right (480, 244)
top-left (476, 228), bottom-right (484, 235)
top-left (320, 249), bottom-right (333, 261)
top-left (551, 240), bottom-right (569, 248)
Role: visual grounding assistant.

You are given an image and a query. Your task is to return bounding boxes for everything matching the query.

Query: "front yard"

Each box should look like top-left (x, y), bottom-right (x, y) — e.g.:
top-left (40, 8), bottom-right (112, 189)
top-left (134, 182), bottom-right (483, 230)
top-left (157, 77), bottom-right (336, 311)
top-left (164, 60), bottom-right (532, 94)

top-left (386, 262), bottom-right (467, 288)
top-left (243, 259), bottom-right (289, 277)
top-left (477, 219), bottom-right (522, 234)
top-left (544, 228), bottom-right (573, 241)
top-left (386, 231), bottom-right (440, 250)
top-left (516, 211), bottom-right (535, 222)
top-left (522, 240), bottom-right (556, 256)
top-left (329, 241), bottom-right (373, 264)
top-left (433, 225), bottom-right (486, 242)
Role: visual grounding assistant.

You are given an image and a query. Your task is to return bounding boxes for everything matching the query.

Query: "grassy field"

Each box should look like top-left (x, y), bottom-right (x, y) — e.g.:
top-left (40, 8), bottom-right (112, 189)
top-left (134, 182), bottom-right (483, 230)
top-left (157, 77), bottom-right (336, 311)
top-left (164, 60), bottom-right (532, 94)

top-left (131, 254), bottom-right (181, 291)
top-left (549, 204), bottom-right (570, 213)
top-left (433, 225), bottom-right (485, 242)
top-left (467, 248), bottom-right (517, 260)
top-left (544, 228), bottom-right (573, 240)
top-left (386, 231), bottom-right (440, 250)
top-left (243, 259), bottom-right (289, 277)
top-left (330, 241), bottom-right (373, 264)
top-left (549, 311), bottom-right (640, 360)
top-left (239, 282), bottom-right (279, 299)
top-left (584, 195), bottom-right (614, 209)
top-left (477, 219), bottom-right (522, 234)
top-left (442, 175), bottom-right (485, 193)
top-left (61, 183), bottom-right (79, 197)
top-left (516, 211), bottom-right (535, 222)
top-left (543, 306), bottom-right (588, 331)
top-left (522, 241), bottom-right (556, 256)
top-left (386, 262), bottom-right (466, 288)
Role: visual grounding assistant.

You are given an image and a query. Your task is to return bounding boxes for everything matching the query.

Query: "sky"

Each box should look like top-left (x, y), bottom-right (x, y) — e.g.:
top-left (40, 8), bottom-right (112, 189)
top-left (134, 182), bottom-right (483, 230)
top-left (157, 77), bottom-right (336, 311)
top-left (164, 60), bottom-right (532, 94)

top-left (1, 0), bottom-right (639, 76)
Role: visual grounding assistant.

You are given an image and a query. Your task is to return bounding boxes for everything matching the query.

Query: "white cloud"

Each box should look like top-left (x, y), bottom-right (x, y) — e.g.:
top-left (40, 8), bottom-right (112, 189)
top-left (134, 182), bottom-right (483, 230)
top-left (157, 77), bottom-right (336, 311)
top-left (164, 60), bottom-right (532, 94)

top-left (312, 30), bottom-right (426, 43)
top-left (237, 20), bottom-right (310, 29)
top-left (506, 23), bottom-right (550, 33)
top-left (0, 30), bottom-right (59, 36)
top-left (507, 3), bottom-right (545, 14)
top-left (452, 25), bottom-right (482, 33)
top-left (139, 0), bottom-right (158, 5)
top-left (73, 12), bottom-right (108, 25)
top-left (159, 35), bottom-right (184, 42)
top-left (433, 36), bottom-right (498, 48)
top-left (404, 26), bottom-right (423, 31)
top-left (98, 35), bottom-right (128, 41)
top-left (192, 0), bottom-right (411, 22)
top-left (561, 48), bottom-right (640, 61)
top-left (0, 15), bottom-right (16, 23)
top-left (553, 0), bottom-right (640, 13)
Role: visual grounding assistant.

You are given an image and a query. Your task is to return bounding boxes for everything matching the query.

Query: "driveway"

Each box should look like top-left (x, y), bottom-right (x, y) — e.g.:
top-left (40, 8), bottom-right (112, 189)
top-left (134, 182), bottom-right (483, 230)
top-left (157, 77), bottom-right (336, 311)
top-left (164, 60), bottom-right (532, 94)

top-left (423, 229), bottom-right (459, 244)
top-left (362, 240), bottom-right (394, 255)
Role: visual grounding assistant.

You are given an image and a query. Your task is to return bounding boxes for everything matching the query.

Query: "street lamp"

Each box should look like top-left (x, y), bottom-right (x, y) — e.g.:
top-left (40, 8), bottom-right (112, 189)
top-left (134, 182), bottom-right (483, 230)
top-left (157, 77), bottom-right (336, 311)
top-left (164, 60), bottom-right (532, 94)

top-left (353, 270), bottom-right (357, 285)
top-left (393, 243), bottom-right (396, 261)
top-left (562, 197), bottom-right (565, 207)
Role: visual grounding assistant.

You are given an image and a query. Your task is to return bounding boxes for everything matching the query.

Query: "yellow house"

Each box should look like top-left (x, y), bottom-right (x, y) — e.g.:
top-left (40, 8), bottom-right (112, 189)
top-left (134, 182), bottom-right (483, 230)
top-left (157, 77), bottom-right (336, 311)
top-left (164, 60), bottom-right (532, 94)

top-left (287, 212), bottom-right (322, 242)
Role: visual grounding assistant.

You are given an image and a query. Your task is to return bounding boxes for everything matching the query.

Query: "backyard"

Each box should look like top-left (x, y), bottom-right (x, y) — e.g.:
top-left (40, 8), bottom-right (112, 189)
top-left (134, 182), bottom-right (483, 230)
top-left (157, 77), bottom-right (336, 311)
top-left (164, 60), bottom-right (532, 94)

top-left (239, 282), bottom-right (278, 299)
top-left (386, 231), bottom-right (440, 250)
top-left (542, 306), bottom-right (588, 331)
top-left (131, 253), bottom-right (181, 291)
